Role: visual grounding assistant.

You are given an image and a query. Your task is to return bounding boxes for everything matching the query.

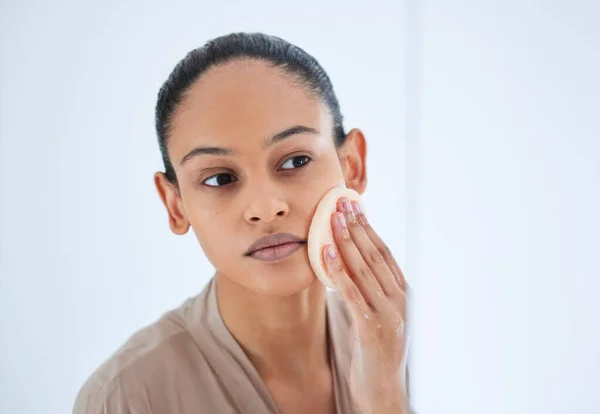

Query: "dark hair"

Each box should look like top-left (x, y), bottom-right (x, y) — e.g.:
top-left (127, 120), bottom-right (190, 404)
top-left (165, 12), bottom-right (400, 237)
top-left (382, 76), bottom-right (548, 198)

top-left (155, 32), bottom-right (346, 185)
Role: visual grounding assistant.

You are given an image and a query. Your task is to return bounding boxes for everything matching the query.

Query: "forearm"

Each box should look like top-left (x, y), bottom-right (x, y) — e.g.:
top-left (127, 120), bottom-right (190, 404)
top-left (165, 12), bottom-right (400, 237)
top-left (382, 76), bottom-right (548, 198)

top-left (366, 379), bottom-right (413, 414)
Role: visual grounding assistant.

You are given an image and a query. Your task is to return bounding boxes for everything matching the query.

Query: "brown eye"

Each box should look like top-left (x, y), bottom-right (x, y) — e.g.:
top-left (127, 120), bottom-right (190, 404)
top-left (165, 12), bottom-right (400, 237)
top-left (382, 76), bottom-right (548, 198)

top-left (203, 173), bottom-right (238, 187)
top-left (280, 155), bottom-right (311, 170)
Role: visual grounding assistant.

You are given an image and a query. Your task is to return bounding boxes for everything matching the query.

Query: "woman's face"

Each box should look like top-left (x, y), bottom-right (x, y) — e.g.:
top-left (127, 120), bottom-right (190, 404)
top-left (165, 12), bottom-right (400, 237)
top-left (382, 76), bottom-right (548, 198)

top-left (155, 59), bottom-right (366, 296)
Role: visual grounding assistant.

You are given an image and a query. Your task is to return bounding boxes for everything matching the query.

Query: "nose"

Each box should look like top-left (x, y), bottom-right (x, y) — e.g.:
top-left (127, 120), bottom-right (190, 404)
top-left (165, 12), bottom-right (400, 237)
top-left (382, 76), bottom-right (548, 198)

top-left (243, 184), bottom-right (290, 224)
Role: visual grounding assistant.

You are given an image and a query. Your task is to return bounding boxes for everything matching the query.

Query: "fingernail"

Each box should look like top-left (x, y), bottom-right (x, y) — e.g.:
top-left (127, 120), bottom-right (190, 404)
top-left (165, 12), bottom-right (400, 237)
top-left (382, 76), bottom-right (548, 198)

top-left (342, 197), bottom-right (352, 212)
top-left (336, 212), bottom-right (347, 227)
top-left (352, 202), bottom-right (367, 225)
top-left (327, 245), bottom-right (337, 259)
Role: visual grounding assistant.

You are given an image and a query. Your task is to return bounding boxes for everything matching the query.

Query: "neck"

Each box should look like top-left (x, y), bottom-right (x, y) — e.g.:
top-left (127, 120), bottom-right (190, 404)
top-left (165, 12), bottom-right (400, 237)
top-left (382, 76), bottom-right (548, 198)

top-left (215, 273), bottom-right (331, 383)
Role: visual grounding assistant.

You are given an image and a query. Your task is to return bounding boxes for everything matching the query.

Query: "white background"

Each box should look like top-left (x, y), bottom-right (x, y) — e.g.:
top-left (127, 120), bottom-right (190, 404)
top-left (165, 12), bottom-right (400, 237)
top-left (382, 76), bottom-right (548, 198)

top-left (413, 1), bottom-right (600, 413)
top-left (0, 1), bottom-right (598, 413)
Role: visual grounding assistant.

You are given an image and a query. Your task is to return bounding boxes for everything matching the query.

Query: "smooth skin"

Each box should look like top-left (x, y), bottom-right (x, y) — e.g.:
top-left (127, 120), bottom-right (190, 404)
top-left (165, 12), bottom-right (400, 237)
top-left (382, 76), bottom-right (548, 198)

top-left (153, 58), bottom-right (409, 413)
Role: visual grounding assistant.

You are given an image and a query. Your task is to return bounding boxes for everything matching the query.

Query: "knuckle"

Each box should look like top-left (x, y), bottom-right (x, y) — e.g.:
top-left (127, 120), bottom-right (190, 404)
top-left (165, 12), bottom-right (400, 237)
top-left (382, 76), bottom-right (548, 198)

top-left (344, 284), bottom-right (360, 300)
top-left (357, 265), bottom-right (373, 280)
top-left (347, 213), bottom-right (360, 228)
top-left (339, 232), bottom-right (353, 244)
top-left (379, 244), bottom-right (394, 261)
top-left (333, 261), bottom-right (344, 273)
top-left (368, 249), bottom-right (385, 265)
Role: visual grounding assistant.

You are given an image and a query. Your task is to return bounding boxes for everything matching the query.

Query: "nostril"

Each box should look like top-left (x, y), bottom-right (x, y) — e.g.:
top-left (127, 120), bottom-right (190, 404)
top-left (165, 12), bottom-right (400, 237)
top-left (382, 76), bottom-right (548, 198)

top-left (277, 211), bottom-right (285, 216)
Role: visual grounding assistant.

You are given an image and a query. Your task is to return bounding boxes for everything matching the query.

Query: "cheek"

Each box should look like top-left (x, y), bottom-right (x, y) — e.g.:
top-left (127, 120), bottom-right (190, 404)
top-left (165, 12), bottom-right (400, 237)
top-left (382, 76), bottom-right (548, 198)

top-left (188, 209), bottom-right (235, 260)
top-left (183, 189), bottom-right (229, 231)
top-left (310, 153), bottom-right (345, 186)
top-left (304, 158), bottom-right (346, 200)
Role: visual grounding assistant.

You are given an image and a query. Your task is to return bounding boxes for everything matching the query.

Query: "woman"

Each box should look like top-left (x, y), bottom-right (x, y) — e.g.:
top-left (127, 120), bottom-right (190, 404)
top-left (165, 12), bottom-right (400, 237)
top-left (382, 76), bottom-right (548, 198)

top-left (74, 32), bottom-right (411, 414)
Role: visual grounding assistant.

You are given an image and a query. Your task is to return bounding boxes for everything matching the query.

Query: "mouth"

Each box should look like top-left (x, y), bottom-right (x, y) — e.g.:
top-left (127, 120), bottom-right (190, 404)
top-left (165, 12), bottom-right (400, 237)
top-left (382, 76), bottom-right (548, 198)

top-left (247, 241), bottom-right (306, 262)
top-left (245, 232), bottom-right (307, 261)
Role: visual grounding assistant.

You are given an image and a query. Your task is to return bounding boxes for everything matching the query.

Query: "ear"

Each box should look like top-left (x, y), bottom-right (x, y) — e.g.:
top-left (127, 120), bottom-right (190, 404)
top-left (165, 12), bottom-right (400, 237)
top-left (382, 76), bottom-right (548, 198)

top-left (338, 128), bottom-right (367, 195)
top-left (153, 172), bottom-right (190, 235)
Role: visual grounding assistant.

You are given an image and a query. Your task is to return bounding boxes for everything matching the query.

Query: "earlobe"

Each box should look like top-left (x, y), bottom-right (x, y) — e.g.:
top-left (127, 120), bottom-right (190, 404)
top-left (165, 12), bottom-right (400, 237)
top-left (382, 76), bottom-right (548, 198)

top-left (153, 172), bottom-right (190, 235)
top-left (340, 128), bottom-right (368, 195)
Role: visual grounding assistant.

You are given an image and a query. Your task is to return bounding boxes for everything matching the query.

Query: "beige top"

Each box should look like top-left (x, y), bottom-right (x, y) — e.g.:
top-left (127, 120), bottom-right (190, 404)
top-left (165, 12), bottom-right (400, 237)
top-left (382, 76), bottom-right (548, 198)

top-left (73, 277), bottom-right (360, 414)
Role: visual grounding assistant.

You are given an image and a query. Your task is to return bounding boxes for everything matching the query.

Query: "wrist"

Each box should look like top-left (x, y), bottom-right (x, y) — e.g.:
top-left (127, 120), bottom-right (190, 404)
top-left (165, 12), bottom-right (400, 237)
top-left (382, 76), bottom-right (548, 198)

top-left (367, 381), bottom-right (411, 414)
top-left (368, 396), bottom-right (411, 414)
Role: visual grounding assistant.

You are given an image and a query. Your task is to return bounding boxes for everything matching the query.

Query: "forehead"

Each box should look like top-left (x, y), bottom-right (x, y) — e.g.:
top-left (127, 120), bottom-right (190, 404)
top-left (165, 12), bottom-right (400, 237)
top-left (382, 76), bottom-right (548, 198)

top-left (169, 59), bottom-right (330, 154)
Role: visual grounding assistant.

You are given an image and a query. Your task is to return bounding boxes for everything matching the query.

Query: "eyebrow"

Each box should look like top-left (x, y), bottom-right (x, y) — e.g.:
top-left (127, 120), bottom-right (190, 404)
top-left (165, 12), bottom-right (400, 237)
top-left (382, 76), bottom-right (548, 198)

top-left (179, 125), bottom-right (320, 166)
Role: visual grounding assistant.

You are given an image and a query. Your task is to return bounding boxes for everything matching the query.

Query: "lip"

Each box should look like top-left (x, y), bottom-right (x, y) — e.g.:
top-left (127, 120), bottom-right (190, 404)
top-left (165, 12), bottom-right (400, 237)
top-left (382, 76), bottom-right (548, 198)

top-left (246, 232), bottom-right (306, 256)
top-left (248, 241), bottom-right (305, 262)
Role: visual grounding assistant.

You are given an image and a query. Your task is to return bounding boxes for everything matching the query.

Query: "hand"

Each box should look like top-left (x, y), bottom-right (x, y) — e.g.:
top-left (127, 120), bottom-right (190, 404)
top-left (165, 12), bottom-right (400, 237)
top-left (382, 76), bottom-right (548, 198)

top-left (323, 197), bottom-right (411, 414)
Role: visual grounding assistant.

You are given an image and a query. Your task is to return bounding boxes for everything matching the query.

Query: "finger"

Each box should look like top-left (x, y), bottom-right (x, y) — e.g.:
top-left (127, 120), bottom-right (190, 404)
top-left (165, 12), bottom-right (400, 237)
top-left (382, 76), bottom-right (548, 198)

top-left (331, 209), bottom-right (383, 311)
top-left (323, 245), bottom-right (374, 322)
top-left (339, 197), bottom-right (394, 299)
top-left (352, 200), bottom-right (407, 293)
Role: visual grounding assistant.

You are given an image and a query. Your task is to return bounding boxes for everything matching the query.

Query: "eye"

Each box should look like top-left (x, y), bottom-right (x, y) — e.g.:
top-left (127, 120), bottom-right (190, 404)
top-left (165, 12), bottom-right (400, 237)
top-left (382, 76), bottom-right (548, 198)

top-left (280, 155), bottom-right (312, 170)
top-left (203, 173), bottom-right (238, 187)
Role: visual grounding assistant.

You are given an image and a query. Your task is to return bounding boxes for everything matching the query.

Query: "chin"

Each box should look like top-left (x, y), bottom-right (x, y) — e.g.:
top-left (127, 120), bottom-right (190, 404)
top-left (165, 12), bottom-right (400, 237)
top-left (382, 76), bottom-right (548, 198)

top-left (245, 260), bottom-right (321, 296)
